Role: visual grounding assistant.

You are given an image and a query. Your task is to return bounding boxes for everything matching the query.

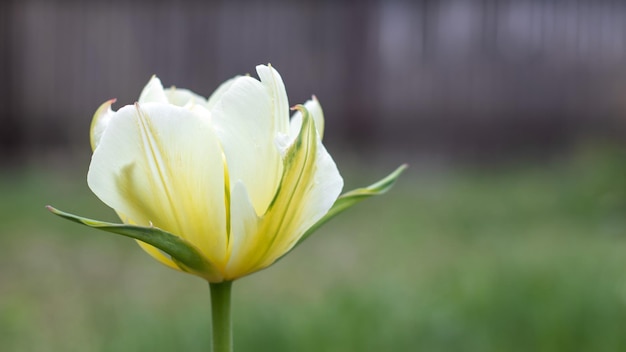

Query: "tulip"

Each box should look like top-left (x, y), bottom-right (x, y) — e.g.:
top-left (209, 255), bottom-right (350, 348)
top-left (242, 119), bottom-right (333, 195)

top-left (48, 64), bottom-right (405, 352)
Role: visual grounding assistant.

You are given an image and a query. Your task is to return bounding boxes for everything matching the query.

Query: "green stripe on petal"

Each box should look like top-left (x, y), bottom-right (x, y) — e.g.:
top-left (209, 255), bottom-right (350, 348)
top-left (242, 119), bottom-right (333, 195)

top-left (46, 206), bottom-right (222, 282)
top-left (262, 105), bottom-right (318, 253)
top-left (250, 104), bottom-right (342, 272)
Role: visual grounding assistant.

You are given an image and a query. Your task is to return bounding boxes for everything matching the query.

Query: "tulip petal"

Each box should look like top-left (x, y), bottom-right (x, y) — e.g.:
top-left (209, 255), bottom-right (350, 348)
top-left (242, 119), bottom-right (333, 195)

top-left (87, 103), bottom-right (229, 269)
top-left (223, 181), bottom-right (261, 279)
top-left (46, 206), bottom-right (221, 281)
top-left (138, 76), bottom-right (168, 104)
top-left (164, 87), bottom-right (207, 107)
top-left (211, 76), bottom-right (283, 216)
top-left (90, 99), bottom-right (117, 151)
top-left (289, 96), bottom-right (325, 140)
top-left (239, 105), bottom-right (342, 273)
top-left (206, 76), bottom-right (238, 110)
top-left (256, 64), bottom-right (289, 134)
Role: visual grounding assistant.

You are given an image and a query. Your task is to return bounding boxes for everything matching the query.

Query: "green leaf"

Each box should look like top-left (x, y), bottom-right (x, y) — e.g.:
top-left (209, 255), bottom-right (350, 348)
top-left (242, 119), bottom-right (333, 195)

top-left (295, 163), bottom-right (408, 247)
top-left (46, 206), bottom-right (220, 281)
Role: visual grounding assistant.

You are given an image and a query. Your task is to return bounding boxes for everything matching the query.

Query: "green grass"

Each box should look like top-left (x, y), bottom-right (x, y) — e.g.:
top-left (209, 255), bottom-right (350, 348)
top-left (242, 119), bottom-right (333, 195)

top-left (1, 145), bottom-right (625, 351)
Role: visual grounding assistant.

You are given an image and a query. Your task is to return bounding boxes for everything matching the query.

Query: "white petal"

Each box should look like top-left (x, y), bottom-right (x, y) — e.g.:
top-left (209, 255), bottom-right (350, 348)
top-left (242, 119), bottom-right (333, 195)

top-left (306, 96), bottom-right (325, 139)
top-left (223, 181), bottom-right (260, 279)
top-left (289, 96), bottom-right (325, 140)
top-left (164, 87), bottom-right (207, 107)
top-left (255, 64), bottom-right (289, 134)
top-left (138, 76), bottom-right (168, 104)
top-left (206, 76), bottom-right (239, 110)
top-left (87, 103), bottom-right (229, 267)
top-left (211, 76), bottom-right (283, 216)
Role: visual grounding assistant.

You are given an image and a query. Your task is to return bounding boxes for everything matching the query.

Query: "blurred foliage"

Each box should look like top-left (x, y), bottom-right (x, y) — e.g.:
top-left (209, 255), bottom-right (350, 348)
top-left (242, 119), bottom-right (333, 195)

top-left (0, 145), bottom-right (625, 351)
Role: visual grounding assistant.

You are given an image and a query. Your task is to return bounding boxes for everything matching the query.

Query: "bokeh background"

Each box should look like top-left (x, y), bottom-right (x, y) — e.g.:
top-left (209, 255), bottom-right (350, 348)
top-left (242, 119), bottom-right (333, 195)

top-left (1, 0), bottom-right (626, 351)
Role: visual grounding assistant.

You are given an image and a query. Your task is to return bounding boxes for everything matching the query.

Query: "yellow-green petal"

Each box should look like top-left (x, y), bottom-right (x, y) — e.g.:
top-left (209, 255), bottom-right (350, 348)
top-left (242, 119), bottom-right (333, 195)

top-left (229, 105), bottom-right (343, 275)
top-left (87, 102), bottom-right (229, 271)
top-left (89, 99), bottom-right (116, 151)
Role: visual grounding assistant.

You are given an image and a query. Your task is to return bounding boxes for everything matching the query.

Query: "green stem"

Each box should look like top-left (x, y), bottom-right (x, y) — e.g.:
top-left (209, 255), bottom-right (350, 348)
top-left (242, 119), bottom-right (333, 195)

top-left (209, 281), bottom-right (233, 352)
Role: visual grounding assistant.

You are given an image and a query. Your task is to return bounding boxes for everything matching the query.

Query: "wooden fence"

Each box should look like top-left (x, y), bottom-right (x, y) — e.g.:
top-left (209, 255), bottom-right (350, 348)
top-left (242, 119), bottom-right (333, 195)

top-left (2, 0), bottom-right (626, 160)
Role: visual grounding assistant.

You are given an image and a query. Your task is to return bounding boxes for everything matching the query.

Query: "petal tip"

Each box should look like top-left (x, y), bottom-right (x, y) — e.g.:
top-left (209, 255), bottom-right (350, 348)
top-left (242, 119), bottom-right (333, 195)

top-left (290, 104), bottom-right (306, 112)
top-left (90, 99), bottom-right (118, 151)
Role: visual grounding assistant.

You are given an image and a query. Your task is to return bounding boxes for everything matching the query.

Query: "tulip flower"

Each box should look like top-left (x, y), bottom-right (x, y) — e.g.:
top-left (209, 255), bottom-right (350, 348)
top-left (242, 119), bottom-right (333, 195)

top-left (48, 64), bottom-right (405, 352)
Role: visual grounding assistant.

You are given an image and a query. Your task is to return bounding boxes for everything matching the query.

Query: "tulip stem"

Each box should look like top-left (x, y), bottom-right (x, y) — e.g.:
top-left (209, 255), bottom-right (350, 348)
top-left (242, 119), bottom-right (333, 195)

top-left (209, 281), bottom-right (233, 352)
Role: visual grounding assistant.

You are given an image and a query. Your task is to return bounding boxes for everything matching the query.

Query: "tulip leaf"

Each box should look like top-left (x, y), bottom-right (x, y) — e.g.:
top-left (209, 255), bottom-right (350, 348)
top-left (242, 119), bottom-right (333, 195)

top-left (295, 163), bottom-right (408, 247)
top-left (46, 206), bottom-right (220, 281)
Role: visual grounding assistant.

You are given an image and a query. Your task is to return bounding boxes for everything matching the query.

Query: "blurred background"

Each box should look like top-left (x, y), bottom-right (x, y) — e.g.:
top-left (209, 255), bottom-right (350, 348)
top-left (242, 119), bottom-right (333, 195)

top-left (1, 0), bottom-right (626, 351)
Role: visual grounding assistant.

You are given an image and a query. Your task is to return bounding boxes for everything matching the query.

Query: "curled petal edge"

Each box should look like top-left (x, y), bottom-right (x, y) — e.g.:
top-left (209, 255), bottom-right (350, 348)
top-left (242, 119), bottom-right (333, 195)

top-left (90, 99), bottom-right (116, 151)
